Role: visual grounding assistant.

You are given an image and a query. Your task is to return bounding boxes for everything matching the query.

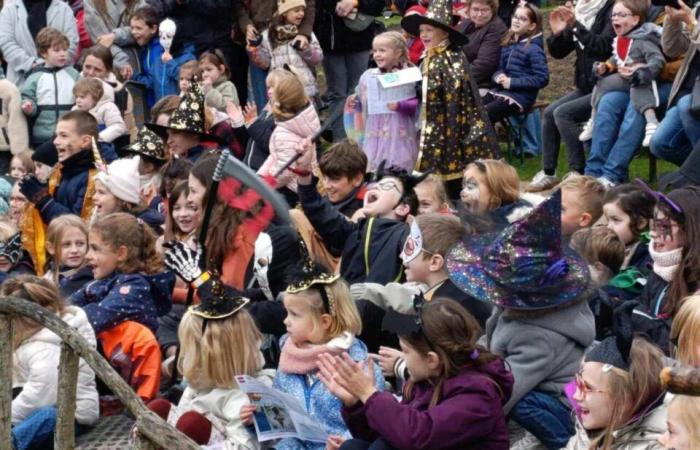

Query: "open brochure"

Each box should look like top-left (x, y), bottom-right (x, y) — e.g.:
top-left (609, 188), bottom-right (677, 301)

top-left (235, 375), bottom-right (329, 443)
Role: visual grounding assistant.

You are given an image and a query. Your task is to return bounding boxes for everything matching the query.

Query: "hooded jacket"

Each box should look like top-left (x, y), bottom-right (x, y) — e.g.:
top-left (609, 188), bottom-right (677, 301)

top-left (72, 81), bottom-right (127, 143)
top-left (0, 0), bottom-right (79, 85)
top-left (0, 79), bottom-right (29, 154)
top-left (491, 33), bottom-right (549, 111)
top-left (12, 305), bottom-right (99, 426)
top-left (606, 23), bottom-right (665, 78)
top-left (260, 103), bottom-right (321, 193)
top-left (342, 359), bottom-right (514, 450)
top-left (70, 271), bottom-right (175, 334)
top-left (486, 299), bottom-right (596, 413)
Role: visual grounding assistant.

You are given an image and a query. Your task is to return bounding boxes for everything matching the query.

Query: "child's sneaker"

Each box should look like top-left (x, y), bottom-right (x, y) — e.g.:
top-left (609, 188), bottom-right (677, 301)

top-left (525, 170), bottom-right (559, 192)
top-left (642, 122), bottom-right (658, 147)
top-left (596, 176), bottom-right (616, 190)
top-left (579, 118), bottom-right (594, 142)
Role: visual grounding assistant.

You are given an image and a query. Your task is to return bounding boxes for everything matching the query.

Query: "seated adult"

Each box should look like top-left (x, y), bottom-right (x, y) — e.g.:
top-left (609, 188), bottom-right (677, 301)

top-left (458, 0), bottom-right (507, 91)
top-left (650, 0), bottom-right (700, 166)
top-left (526, 0), bottom-right (614, 192)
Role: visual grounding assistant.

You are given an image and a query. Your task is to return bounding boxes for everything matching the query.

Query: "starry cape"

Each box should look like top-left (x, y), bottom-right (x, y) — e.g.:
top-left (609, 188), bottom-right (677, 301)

top-left (416, 46), bottom-right (499, 180)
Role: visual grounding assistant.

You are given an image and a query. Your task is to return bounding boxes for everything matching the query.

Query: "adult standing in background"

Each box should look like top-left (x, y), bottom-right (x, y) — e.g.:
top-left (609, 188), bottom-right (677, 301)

top-left (0, 0), bottom-right (79, 85)
top-left (315, 0), bottom-right (385, 142)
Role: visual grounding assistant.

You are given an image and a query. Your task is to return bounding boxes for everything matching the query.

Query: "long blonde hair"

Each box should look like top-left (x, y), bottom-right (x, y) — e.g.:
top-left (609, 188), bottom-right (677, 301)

top-left (45, 215), bottom-right (89, 284)
top-left (671, 295), bottom-right (700, 366)
top-left (589, 337), bottom-right (665, 450)
top-left (1, 275), bottom-right (65, 350)
top-left (373, 31), bottom-right (412, 69)
top-left (667, 395), bottom-right (700, 448)
top-left (270, 74), bottom-right (308, 121)
top-left (178, 309), bottom-right (263, 390)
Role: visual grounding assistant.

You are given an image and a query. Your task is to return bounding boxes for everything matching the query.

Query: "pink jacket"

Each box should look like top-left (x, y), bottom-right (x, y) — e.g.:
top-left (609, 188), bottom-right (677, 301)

top-left (259, 103), bottom-right (320, 193)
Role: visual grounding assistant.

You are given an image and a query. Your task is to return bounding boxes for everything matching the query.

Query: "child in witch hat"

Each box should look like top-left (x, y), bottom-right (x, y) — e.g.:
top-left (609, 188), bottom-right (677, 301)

top-left (128, 127), bottom-right (168, 209)
top-left (446, 189), bottom-right (596, 449)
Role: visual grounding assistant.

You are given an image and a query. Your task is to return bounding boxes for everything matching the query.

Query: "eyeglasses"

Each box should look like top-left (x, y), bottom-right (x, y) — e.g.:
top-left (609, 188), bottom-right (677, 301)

top-left (611, 11), bottom-right (634, 18)
top-left (575, 373), bottom-right (608, 398)
top-left (368, 179), bottom-right (401, 195)
top-left (512, 14), bottom-right (530, 22)
top-left (635, 178), bottom-right (683, 216)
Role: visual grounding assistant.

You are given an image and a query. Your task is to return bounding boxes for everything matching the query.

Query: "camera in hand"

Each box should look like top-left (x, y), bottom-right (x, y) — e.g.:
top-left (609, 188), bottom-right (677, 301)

top-left (651, 0), bottom-right (681, 9)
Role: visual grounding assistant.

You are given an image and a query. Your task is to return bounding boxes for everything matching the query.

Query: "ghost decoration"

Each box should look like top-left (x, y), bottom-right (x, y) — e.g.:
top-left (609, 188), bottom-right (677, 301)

top-left (159, 18), bottom-right (177, 53)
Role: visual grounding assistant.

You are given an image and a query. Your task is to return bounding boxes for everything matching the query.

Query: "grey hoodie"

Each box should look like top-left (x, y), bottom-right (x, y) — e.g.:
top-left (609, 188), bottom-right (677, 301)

top-left (610, 22), bottom-right (666, 78)
top-left (486, 299), bottom-right (596, 413)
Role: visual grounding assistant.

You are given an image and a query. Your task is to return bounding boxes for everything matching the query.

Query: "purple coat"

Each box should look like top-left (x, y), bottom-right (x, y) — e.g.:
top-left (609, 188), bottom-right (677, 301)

top-left (341, 359), bottom-right (513, 450)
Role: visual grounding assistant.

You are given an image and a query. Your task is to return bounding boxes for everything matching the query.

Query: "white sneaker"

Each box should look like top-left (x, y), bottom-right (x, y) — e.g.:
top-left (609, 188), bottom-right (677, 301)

top-left (579, 118), bottom-right (594, 142)
top-left (596, 176), bottom-right (616, 190)
top-left (642, 122), bottom-right (658, 147)
top-left (525, 170), bottom-right (560, 192)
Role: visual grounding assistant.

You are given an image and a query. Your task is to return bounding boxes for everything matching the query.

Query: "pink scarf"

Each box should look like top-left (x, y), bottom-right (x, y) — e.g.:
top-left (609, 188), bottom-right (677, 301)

top-left (278, 333), bottom-right (352, 374)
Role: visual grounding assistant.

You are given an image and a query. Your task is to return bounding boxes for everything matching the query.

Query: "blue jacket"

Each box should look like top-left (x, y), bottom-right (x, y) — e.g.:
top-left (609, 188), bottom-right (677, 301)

top-left (133, 37), bottom-right (195, 108)
top-left (492, 33), bottom-right (549, 110)
top-left (273, 335), bottom-right (384, 449)
top-left (70, 271), bottom-right (175, 334)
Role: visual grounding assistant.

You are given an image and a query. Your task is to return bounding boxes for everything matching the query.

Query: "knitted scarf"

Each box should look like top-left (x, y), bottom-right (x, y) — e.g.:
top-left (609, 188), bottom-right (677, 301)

top-left (648, 241), bottom-right (683, 282)
top-left (278, 332), bottom-right (353, 374)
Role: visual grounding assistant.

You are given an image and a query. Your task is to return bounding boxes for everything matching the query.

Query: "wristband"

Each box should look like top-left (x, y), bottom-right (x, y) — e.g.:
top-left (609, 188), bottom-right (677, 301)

top-left (288, 166), bottom-right (311, 177)
top-left (191, 271), bottom-right (211, 289)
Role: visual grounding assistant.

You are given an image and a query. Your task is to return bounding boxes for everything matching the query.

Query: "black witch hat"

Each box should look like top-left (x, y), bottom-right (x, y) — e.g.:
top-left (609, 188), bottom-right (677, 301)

top-left (585, 301), bottom-right (637, 371)
top-left (285, 240), bottom-right (340, 314)
top-left (190, 273), bottom-right (250, 320)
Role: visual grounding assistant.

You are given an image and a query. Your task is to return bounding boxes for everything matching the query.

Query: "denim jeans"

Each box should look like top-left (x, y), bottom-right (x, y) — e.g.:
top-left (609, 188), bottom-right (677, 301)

top-left (12, 405), bottom-right (91, 450)
top-left (511, 391), bottom-right (574, 450)
top-left (323, 50), bottom-right (371, 141)
top-left (542, 89), bottom-right (591, 174)
top-left (508, 110), bottom-right (542, 156)
top-left (585, 83), bottom-right (671, 183)
top-left (249, 64), bottom-right (269, 111)
top-left (650, 94), bottom-right (700, 166)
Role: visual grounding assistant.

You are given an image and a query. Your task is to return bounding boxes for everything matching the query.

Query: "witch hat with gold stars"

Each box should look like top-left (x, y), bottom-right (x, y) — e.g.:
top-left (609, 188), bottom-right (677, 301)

top-left (401, 0), bottom-right (468, 46)
top-left (147, 76), bottom-right (217, 141)
top-left (129, 127), bottom-right (167, 161)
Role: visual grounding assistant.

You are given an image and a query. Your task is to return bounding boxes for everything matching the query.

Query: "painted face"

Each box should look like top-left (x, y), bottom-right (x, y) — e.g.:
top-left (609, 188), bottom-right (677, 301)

top-left (82, 55), bottom-right (109, 79)
top-left (92, 180), bottom-right (121, 216)
top-left (363, 177), bottom-right (404, 219)
top-left (561, 188), bottom-right (587, 237)
top-left (284, 6), bottom-right (305, 26)
top-left (9, 156), bottom-right (27, 179)
top-left (59, 226), bottom-right (88, 269)
top-left (323, 174), bottom-right (359, 204)
top-left (510, 7), bottom-right (536, 36)
top-left (43, 45), bottom-right (69, 68)
top-left (573, 362), bottom-right (614, 431)
top-left (460, 166), bottom-right (492, 213)
top-left (650, 208), bottom-right (684, 253)
top-left (54, 120), bottom-right (89, 162)
top-left (658, 400), bottom-right (692, 450)
top-left (398, 338), bottom-right (434, 382)
top-left (74, 94), bottom-right (97, 112)
top-left (604, 201), bottom-right (636, 245)
top-left (172, 193), bottom-right (199, 235)
top-left (469, 0), bottom-right (494, 27)
top-left (86, 231), bottom-right (120, 280)
top-left (130, 18), bottom-right (157, 47)
top-left (283, 293), bottom-right (326, 345)
top-left (611, 3), bottom-right (639, 37)
top-left (372, 37), bottom-right (402, 71)
top-left (187, 174), bottom-right (207, 210)
top-left (419, 24), bottom-right (449, 49)
top-left (200, 61), bottom-right (224, 86)
top-left (34, 161), bottom-right (52, 183)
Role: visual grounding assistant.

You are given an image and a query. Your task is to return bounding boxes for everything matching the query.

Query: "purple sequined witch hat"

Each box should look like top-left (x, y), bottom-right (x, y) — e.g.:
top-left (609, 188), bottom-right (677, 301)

top-left (446, 190), bottom-right (591, 310)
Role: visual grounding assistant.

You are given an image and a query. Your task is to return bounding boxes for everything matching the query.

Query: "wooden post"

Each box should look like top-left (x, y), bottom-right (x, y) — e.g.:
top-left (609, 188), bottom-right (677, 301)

top-left (0, 315), bottom-right (12, 450)
top-left (55, 343), bottom-right (79, 450)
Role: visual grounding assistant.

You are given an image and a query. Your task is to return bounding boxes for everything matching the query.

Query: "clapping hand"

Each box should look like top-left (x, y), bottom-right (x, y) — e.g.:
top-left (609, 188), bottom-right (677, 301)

top-left (317, 353), bottom-right (359, 407)
top-left (319, 353), bottom-right (378, 403)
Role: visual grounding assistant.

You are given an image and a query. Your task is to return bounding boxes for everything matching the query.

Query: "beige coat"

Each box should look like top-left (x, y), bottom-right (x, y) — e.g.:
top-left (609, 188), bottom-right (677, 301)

top-left (0, 79), bottom-right (28, 154)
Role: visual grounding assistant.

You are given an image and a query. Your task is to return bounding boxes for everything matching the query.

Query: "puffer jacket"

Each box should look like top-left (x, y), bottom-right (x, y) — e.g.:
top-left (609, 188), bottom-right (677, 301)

top-left (563, 402), bottom-right (666, 449)
top-left (0, 0), bottom-right (79, 85)
top-left (0, 79), bottom-right (28, 154)
top-left (259, 103), bottom-right (320, 192)
top-left (248, 30), bottom-right (323, 97)
top-left (12, 305), bottom-right (99, 426)
top-left (547, 0), bottom-right (615, 93)
top-left (72, 80), bottom-right (127, 143)
top-left (21, 66), bottom-right (80, 145)
top-left (314, 0), bottom-right (385, 53)
top-left (491, 33), bottom-right (549, 111)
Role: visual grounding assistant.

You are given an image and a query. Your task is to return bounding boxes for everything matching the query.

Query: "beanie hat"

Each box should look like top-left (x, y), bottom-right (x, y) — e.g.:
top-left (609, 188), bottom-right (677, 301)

top-left (32, 141), bottom-right (58, 167)
top-left (95, 158), bottom-right (141, 205)
top-left (278, 0), bottom-right (306, 15)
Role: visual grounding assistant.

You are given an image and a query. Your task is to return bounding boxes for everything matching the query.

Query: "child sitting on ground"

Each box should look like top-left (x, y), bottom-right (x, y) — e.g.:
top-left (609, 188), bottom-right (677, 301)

top-left (318, 139), bottom-right (367, 218)
top-left (559, 174), bottom-right (605, 239)
top-left (659, 395), bottom-right (700, 449)
top-left (570, 226), bottom-right (625, 287)
top-left (73, 78), bottom-right (127, 144)
top-left (414, 174), bottom-right (451, 215)
top-left (20, 28), bottom-right (79, 146)
top-left (9, 150), bottom-right (34, 180)
top-left (579, 0), bottom-right (666, 147)
top-left (44, 214), bottom-right (93, 298)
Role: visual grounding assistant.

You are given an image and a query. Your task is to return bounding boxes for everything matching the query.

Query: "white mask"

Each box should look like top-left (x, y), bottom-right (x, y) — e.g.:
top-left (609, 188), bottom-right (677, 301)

top-left (159, 18), bottom-right (177, 52)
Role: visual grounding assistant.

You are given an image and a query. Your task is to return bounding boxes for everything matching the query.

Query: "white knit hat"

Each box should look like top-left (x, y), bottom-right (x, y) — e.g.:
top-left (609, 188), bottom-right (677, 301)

top-left (278, 0), bottom-right (306, 15)
top-left (95, 158), bottom-right (141, 205)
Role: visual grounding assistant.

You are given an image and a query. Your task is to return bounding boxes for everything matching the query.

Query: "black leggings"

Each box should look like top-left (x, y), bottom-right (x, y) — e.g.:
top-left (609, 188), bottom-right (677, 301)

top-left (483, 93), bottom-right (522, 124)
top-left (340, 438), bottom-right (396, 450)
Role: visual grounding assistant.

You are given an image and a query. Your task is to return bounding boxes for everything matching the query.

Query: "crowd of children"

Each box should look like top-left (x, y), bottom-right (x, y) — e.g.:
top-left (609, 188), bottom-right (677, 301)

top-left (1, 0), bottom-right (700, 449)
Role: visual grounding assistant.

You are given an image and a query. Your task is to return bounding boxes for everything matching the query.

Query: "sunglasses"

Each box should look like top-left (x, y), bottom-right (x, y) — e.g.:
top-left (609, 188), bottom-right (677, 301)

top-left (635, 178), bottom-right (683, 215)
top-left (575, 373), bottom-right (608, 398)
